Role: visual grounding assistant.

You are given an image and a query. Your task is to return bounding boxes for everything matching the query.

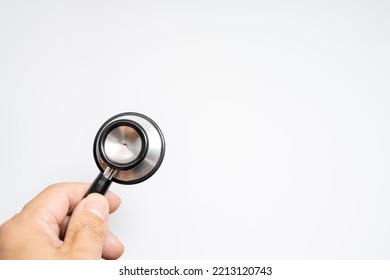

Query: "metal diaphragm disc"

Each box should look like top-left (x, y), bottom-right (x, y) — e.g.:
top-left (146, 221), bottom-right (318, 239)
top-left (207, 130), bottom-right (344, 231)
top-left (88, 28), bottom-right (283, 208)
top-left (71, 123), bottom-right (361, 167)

top-left (93, 112), bottom-right (165, 185)
top-left (104, 125), bottom-right (143, 165)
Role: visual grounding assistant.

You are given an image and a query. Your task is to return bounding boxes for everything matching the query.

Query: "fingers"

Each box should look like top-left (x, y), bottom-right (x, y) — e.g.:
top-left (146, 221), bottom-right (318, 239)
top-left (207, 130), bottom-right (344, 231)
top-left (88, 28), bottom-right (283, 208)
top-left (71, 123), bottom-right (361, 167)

top-left (22, 182), bottom-right (87, 226)
top-left (20, 183), bottom-right (124, 259)
top-left (105, 191), bottom-right (122, 213)
top-left (102, 231), bottom-right (125, 260)
top-left (61, 194), bottom-right (109, 259)
top-left (22, 183), bottom-right (121, 226)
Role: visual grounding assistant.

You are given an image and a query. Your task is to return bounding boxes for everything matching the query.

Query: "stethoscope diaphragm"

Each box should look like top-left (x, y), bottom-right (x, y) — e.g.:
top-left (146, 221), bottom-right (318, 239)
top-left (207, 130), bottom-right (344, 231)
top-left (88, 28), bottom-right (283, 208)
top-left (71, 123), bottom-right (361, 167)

top-left (84, 112), bottom-right (165, 196)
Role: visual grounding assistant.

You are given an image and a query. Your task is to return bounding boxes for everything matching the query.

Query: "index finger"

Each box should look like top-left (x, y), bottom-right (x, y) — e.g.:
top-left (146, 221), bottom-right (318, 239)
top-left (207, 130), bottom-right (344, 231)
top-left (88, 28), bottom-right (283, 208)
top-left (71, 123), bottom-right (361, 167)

top-left (22, 182), bottom-right (121, 226)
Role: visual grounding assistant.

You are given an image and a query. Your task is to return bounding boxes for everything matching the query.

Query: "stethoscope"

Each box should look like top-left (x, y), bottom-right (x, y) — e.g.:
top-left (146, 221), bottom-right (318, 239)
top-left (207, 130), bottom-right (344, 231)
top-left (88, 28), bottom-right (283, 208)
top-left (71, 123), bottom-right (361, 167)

top-left (84, 112), bottom-right (165, 197)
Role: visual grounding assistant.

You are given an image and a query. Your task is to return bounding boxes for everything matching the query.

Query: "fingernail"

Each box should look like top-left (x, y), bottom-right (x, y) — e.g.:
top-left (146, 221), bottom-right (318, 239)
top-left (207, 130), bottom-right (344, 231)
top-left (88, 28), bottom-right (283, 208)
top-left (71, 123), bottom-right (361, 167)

top-left (83, 193), bottom-right (109, 221)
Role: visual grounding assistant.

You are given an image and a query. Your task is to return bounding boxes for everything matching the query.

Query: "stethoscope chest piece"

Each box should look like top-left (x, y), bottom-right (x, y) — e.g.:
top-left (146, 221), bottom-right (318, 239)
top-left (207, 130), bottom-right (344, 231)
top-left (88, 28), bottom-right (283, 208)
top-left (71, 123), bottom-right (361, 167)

top-left (85, 112), bottom-right (165, 196)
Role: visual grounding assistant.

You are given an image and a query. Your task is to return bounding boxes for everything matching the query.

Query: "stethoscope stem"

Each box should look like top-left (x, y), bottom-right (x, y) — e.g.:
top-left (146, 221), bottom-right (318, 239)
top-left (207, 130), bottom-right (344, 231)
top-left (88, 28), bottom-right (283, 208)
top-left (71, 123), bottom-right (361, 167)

top-left (84, 167), bottom-right (115, 197)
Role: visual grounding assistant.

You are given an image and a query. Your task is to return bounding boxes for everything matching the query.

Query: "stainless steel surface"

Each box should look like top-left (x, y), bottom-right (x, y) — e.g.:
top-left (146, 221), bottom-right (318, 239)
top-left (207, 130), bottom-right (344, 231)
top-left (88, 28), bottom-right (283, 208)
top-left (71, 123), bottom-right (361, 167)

top-left (94, 112), bottom-right (165, 184)
top-left (104, 125), bottom-right (143, 164)
top-left (102, 166), bottom-right (117, 180)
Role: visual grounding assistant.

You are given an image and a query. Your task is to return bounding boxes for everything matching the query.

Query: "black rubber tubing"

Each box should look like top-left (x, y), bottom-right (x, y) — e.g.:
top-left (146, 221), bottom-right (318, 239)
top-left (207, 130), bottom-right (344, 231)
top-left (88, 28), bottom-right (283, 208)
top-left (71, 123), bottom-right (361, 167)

top-left (83, 172), bottom-right (112, 198)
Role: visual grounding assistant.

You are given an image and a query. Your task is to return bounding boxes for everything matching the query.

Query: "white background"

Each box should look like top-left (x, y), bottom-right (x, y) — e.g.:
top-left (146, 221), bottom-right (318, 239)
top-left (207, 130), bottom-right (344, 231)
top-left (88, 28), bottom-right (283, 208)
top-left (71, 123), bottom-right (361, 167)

top-left (0, 0), bottom-right (389, 259)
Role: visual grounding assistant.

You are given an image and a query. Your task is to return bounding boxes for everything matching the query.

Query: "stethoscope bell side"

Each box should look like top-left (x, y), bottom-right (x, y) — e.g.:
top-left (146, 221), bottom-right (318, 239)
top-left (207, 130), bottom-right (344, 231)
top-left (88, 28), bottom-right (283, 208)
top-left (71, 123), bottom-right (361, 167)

top-left (84, 112), bottom-right (165, 197)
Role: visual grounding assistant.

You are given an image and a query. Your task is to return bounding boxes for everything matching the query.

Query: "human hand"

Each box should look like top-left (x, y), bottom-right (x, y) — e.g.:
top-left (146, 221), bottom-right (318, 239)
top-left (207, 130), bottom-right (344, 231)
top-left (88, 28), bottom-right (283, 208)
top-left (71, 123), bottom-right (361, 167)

top-left (0, 183), bottom-right (124, 259)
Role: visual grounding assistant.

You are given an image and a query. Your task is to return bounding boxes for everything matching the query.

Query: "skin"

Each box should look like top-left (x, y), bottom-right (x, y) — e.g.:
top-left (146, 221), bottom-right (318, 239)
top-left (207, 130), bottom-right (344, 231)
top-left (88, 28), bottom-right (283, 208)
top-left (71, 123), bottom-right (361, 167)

top-left (0, 183), bottom-right (124, 260)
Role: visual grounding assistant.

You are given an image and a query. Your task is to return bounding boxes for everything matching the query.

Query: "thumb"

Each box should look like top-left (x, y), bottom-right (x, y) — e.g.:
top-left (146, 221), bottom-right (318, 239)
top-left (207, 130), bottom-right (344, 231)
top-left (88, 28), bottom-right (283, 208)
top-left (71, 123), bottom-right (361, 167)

top-left (61, 193), bottom-right (109, 259)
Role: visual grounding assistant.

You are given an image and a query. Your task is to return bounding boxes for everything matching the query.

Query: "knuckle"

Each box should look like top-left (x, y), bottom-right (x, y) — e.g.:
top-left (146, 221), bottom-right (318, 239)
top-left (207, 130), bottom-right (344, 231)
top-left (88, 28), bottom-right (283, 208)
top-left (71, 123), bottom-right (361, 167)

top-left (0, 220), bottom-right (12, 239)
top-left (0, 217), bottom-right (23, 256)
top-left (0, 214), bottom-right (22, 239)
